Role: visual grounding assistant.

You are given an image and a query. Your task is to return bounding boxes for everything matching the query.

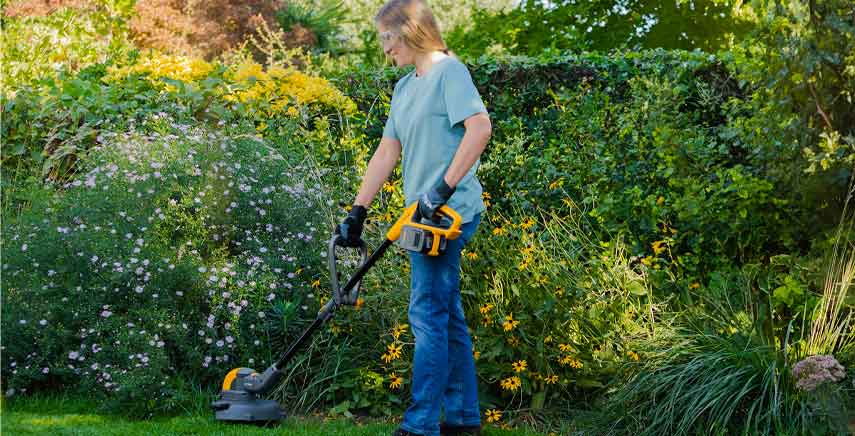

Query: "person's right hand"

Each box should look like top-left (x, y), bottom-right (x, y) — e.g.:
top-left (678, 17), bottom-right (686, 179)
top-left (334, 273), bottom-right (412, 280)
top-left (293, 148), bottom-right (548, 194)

top-left (334, 205), bottom-right (367, 247)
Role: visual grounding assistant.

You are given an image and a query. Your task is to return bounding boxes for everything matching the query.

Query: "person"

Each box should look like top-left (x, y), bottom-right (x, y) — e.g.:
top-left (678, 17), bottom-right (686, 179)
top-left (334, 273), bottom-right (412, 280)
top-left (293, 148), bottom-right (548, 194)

top-left (333, 1), bottom-right (492, 435)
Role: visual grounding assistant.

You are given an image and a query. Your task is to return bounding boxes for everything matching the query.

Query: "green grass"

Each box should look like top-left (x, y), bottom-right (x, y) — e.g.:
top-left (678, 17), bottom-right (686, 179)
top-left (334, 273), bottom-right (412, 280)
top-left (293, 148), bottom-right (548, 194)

top-left (1, 394), bottom-right (547, 436)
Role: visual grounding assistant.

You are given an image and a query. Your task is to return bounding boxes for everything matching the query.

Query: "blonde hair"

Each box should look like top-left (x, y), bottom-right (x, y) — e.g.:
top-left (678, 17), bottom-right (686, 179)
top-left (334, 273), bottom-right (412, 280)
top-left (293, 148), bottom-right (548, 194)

top-left (374, 0), bottom-right (455, 57)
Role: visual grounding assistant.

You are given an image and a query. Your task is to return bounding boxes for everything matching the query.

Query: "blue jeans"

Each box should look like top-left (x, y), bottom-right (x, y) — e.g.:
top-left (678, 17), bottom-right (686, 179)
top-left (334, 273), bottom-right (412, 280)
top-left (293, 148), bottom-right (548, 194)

top-left (400, 214), bottom-right (481, 436)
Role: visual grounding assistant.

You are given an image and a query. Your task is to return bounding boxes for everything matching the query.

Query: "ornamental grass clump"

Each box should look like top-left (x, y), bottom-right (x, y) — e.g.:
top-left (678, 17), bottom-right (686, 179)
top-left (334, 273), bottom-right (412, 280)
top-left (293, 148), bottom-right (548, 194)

top-left (1, 118), bottom-right (333, 417)
top-left (593, 267), bottom-right (854, 436)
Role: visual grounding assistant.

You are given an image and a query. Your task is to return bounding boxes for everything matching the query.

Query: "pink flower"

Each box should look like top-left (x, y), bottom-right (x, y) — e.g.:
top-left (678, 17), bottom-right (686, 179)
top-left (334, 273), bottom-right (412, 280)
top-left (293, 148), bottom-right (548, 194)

top-left (792, 355), bottom-right (846, 392)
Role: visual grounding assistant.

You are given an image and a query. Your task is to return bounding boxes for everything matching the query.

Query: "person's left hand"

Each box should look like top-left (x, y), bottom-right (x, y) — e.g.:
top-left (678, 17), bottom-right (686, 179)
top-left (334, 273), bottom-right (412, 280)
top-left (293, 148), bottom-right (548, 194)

top-left (417, 178), bottom-right (455, 221)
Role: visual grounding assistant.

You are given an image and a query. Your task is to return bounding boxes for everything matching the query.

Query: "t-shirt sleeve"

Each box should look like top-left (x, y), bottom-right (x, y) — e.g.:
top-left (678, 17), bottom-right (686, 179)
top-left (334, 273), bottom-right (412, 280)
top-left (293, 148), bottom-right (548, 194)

top-left (382, 82), bottom-right (400, 141)
top-left (443, 61), bottom-right (488, 128)
top-left (382, 112), bottom-right (398, 141)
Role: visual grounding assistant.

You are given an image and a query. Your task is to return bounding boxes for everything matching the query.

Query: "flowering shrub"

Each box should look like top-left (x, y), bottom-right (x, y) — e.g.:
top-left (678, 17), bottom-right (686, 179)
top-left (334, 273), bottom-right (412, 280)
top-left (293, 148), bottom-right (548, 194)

top-left (1, 119), bottom-right (333, 417)
top-left (459, 208), bottom-right (658, 413)
top-left (223, 59), bottom-right (357, 119)
top-left (103, 52), bottom-right (215, 88)
top-left (99, 53), bottom-right (357, 121)
top-left (793, 355), bottom-right (847, 393)
top-left (3, 48), bottom-right (358, 210)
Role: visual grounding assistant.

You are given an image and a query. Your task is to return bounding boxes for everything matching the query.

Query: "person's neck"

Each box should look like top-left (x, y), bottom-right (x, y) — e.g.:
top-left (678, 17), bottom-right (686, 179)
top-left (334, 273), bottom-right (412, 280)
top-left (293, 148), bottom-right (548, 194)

top-left (414, 51), bottom-right (448, 77)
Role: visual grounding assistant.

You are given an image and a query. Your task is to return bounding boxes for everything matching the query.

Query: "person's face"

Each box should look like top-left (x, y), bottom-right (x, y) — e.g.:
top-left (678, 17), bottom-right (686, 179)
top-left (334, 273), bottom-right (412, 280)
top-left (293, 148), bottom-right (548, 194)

top-left (378, 26), bottom-right (415, 67)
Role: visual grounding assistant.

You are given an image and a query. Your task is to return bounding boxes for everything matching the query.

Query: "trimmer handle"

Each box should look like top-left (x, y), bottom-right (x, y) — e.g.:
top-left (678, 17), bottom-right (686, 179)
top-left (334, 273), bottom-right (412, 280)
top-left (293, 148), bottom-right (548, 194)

top-left (387, 203), bottom-right (463, 256)
top-left (328, 236), bottom-right (368, 305)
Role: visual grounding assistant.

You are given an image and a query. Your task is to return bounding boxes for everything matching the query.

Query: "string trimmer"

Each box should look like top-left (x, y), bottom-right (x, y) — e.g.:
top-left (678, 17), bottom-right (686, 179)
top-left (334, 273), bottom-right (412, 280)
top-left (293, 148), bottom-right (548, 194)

top-left (211, 202), bottom-right (462, 423)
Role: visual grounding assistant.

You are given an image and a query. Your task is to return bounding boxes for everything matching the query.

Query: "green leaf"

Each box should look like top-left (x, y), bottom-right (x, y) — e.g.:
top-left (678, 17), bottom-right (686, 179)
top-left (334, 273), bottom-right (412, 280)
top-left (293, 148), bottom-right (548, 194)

top-left (531, 391), bottom-right (546, 410)
top-left (576, 378), bottom-right (604, 388)
top-left (627, 280), bottom-right (647, 296)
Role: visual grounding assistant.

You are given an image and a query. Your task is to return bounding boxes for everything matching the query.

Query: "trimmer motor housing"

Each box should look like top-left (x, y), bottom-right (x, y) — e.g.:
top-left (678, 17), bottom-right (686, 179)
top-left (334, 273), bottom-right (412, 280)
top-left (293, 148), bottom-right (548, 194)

top-left (396, 217), bottom-right (453, 255)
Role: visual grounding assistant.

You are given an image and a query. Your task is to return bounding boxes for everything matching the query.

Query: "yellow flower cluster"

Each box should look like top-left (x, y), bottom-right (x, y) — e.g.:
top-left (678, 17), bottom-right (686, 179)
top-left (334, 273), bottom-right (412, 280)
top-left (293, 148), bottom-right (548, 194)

top-left (382, 343), bottom-right (403, 363)
top-left (520, 217), bottom-right (536, 230)
top-left (531, 372), bottom-right (560, 385)
top-left (391, 323), bottom-right (408, 341)
top-left (480, 303), bottom-right (494, 327)
top-left (518, 244), bottom-right (535, 270)
top-left (104, 52), bottom-right (213, 88)
top-left (545, 374), bottom-right (559, 384)
top-left (388, 372), bottom-right (403, 390)
top-left (559, 355), bottom-right (583, 368)
top-left (500, 375), bottom-right (521, 391)
top-left (482, 192), bottom-right (492, 208)
top-left (485, 409), bottom-right (502, 423)
top-left (224, 60), bottom-right (357, 118)
top-left (502, 313), bottom-right (520, 332)
top-left (651, 240), bottom-right (666, 255)
top-left (627, 350), bottom-right (640, 361)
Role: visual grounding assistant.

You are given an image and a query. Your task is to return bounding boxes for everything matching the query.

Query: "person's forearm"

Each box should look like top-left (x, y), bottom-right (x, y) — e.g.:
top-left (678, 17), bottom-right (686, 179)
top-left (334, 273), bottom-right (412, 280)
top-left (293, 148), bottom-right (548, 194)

top-left (354, 149), bottom-right (399, 207)
top-left (443, 124), bottom-right (491, 188)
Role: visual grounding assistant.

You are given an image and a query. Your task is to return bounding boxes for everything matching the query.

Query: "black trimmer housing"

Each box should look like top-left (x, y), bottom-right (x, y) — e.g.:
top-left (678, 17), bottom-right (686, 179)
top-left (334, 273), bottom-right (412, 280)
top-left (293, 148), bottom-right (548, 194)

top-left (212, 367), bottom-right (286, 422)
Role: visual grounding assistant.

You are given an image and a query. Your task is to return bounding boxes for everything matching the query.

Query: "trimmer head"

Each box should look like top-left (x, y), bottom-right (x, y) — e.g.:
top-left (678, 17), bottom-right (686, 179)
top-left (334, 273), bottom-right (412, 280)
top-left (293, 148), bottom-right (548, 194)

top-left (212, 367), bottom-right (286, 423)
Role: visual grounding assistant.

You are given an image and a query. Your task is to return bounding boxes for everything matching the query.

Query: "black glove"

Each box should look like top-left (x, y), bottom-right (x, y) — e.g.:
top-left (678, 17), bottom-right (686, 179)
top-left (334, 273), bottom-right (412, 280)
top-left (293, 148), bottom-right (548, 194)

top-left (334, 205), bottom-right (367, 247)
top-left (417, 178), bottom-right (455, 221)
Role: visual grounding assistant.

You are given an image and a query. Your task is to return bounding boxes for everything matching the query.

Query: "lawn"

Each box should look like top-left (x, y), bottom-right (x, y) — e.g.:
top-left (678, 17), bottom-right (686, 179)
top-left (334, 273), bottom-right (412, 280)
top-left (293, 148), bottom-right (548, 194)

top-left (1, 394), bottom-right (548, 436)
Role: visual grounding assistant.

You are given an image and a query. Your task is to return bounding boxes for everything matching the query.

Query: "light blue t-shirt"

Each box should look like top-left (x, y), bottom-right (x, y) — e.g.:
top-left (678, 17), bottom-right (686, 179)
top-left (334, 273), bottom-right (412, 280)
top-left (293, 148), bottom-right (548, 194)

top-left (382, 56), bottom-right (488, 224)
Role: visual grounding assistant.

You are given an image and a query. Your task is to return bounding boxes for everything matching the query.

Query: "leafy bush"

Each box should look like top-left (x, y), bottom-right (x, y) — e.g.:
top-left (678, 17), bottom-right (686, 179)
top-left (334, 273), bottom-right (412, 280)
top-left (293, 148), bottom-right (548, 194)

top-left (334, 49), bottom-right (840, 298)
top-left (1, 2), bottom-right (134, 93)
top-left (1, 50), bottom-right (357, 215)
top-left (729, 0), bottom-right (854, 176)
top-left (443, 0), bottom-right (753, 59)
